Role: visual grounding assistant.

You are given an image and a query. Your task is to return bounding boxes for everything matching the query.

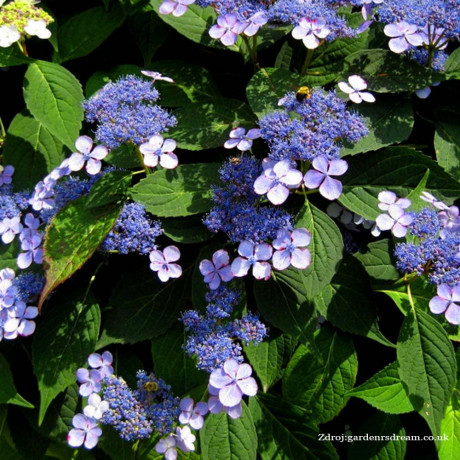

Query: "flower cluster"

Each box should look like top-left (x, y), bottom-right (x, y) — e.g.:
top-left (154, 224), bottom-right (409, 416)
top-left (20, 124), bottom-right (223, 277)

top-left (101, 202), bottom-right (163, 255)
top-left (0, 0), bottom-right (53, 48)
top-left (69, 351), bottom-right (181, 448)
top-left (158, 0), bottom-right (361, 48)
top-left (374, 0), bottom-right (459, 71)
top-left (83, 75), bottom-right (177, 149)
top-left (182, 285), bottom-right (267, 371)
top-left (376, 191), bottom-right (460, 325)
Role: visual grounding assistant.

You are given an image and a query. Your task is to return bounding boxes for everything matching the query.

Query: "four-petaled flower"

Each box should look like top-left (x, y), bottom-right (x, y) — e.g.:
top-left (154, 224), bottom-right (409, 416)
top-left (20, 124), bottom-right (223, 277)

top-left (149, 246), bottom-right (182, 282)
top-left (378, 191), bottom-right (411, 212)
top-left (272, 228), bottom-right (311, 271)
top-left (83, 393), bottom-right (109, 420)
top-left (3, 301), bottom-right (38, 339)
top-left (209, 14), bottom-right (243, 46)
top-left (179, 397), bottom-right (209, 430)
top-left (0, 25), bottom-right (20, 48)
top-left (224, 127), bottom-right (261, 151)
top-left (241, 12), bottom-right (268, 37)
top-left (231, 241), bottom-right (273, 280)
top-left (24, 19), bottom-right (51, 39)
top-left (68, 136), bottom-right (108, 175)
top-left (429, 284), bottom-right (460, 325)
top-left (0, 165), bottom-right (14, 185)
top-left (88, 351), bottom-right (114, 378)
top-left (141, 70), bottom-right (175, 83)
top-left (0, 217), bottom-right (23, 244)
top-left (383, 21), bottom-right (424, 54)
top-left (254, 159), bottom-right (303, 205)
top-left (175, 425), bottom-right (196, 452)
top-left (139, 135), bottom-right (178, 169)
top-left (338, 75), bottom-right (375, 103)
top-left (292, 17), bottom-right (330, 49)
top-left (159, 0), bottom-right (195, 17)
top-left (155, 434), bottom-right (177, 460)
top-left (67, 414), bottom-right (102, 450)
top-left (75, 368), bottom-right (102, 396)
top-left (207, 384), bottom-right (242, 419)
top-left (303, 156), bottom-right (348, 200)
top-left (376, 206), bottom-right (413, 238)
top-left (209, 359), bottom-right (258, 407)
top-left (199, 249), bottom-right (233, 290)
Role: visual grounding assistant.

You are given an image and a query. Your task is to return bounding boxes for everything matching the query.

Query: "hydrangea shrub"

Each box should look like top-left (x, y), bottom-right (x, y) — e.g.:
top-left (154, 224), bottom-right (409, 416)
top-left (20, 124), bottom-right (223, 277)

top-left (0, 0), bottom-right (459, 458)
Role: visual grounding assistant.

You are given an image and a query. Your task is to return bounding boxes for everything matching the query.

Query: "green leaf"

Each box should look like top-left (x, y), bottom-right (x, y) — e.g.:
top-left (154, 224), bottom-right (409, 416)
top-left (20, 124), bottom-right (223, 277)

top-left (339, 147), bottom-right (460, 220)
top-left (39, 384), bottom-right (80, 441)
top-left (354, 239), bottom-right (400, 282)
top-left (347, 412), bottom-right (406, 460)
top-left (0, 45), bottom-right (34, 67)
top-left (148, 60), bottom-right (221, 107)
top-left (253, 270), bottom-right (317, 346)
top-left (283, 325), bottom-right (358, 424)
top-left (23, 60), bottom-right (84, 150)
top-left (32, 292), bottom-right (100, 425)
top-left (444, 48), bottom-right (460, 80)
top-left (439, 392), bottom-right (460, 460)
top-left (129, 163), bottom-right (220, 217)
top-left (435, 119), bottom-right (460, 180)
top-left (169, 99), bottom-right (255, 150)
top-left (0, 407), bottom-right (22, 460)
top-left (127, 8), bottom-right (169, 66)
top-left (85, 64), bottom-right (141, 97)
top-left (379, 277), bottom-right (436, 316)
top-left (295, 201), bottom-right (344, 299)
top-left (200, 402), bottom-right (257, 460)
top-left (244, 332), bottom-right (296, 392)
top-left (249, 394), bottom-right (339, 460)
top-left (39, 196), bottom-right (121, 309)
top-left (3, 110), bottom-right (65, 190)
top-left (98, 426), bottom-right (136, 460)
top-left (151, 323), bottom-right (208, 396)
top-left (340, 98), bottom-right (414, 156)
top-left (344, 49), bottom-right (440, 92)
top-left (151, 0), bottom-right (220, 49)
top-left (0, 353), bottom-right (34, 408)
top-left (348, 362), bottom-right (414, 414)
top-left (397, 308), bottom-right (457, 439)
top-left (246, 68), bottom-right (302, 119)
top-left (0, 239), bottom-right (20, 271)
top-left (314, 255), bottom-right (394, 347)
top-left (98, 267), bottom-right (189, 346)
top-left (162, 216), bottom-right (213, 244)
top-left (86, 170), bottom-right (132, 208)
top-left (105, 143), bottom-right (143, 169)
top-left (307, 28), bottom-right (370, 87)
top-left (56, 6), bottom-right (125, 62)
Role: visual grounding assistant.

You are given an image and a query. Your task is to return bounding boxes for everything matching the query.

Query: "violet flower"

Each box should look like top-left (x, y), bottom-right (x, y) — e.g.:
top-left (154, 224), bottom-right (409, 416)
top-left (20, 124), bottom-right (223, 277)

top-left (83, 393), bottom-right (109, 420)
top-left (3, 302), bottom-right (38, 339)
top-left (383, 21), bottom-right (424, 54)
top-left (224, 127), bottom-right (260, 151)
top-left (68, 136), bottom-right (108, 175)
top-left (231, 241), bottom-right (273, 280)
top-left (376, 206), bottom-right (413, 238)
top-left (378, 191), bottom-right (411, 212)
top-left (209, 14), bottom-right (243, 46)
top-left (303, 156), bottom-right (348, 200)
top-left (67, 414), bottom-right (102, 450)
top-left (272, 228), bottom-right (311, 271)
top-left (139, 135), bottom-right (178, 169)
top-left (0, 165), bottom-right (14, 185)
top-left (149, 246), bottom-right (182, 282)
top-left (209, 359), bottom-right (258, 407)
top-left (75, 368), bottom-right (102, 397)
top-left (88, 351), bottom-right (114, 378)
top-left (159, 0), bottom-right (195, 17)
top-left (291, 17), bottom-right (330, 49)
top-left (429, 284), bottom-right (460, 325)
top-left (179, 397), bottom-right (209, 430)
top-left (254, 159), bottom-right (303, 205)
top-left (199, 249), bottom-right (233, 290)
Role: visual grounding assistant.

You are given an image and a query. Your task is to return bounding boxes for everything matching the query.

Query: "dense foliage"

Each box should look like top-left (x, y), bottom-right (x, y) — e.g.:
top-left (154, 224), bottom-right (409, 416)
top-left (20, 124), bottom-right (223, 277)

top-left (0, 0), bottom-right (460, 458)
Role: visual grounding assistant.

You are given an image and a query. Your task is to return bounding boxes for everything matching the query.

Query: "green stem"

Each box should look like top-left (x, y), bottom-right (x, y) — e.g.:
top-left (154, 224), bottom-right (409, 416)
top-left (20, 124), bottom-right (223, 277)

top-left (83, 261), bottom-right (105, 302)
top-left (300, 49), bottom-right (314, 77)
top-left (0, 117), bottom-right (5, 138)
top-left (406, 281), bottom-right (416, 312)
top-left (131, 169), bottom-right (146, 176)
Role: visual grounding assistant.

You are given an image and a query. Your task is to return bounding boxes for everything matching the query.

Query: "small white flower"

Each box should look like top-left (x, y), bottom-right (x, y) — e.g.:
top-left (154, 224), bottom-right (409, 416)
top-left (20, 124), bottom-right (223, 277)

top-left (338, 75), bottom-right (375, 103)
top-left (24, 19), bottom-right (51, 39)
top-left (0, 24), bottom-right (20, 48)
